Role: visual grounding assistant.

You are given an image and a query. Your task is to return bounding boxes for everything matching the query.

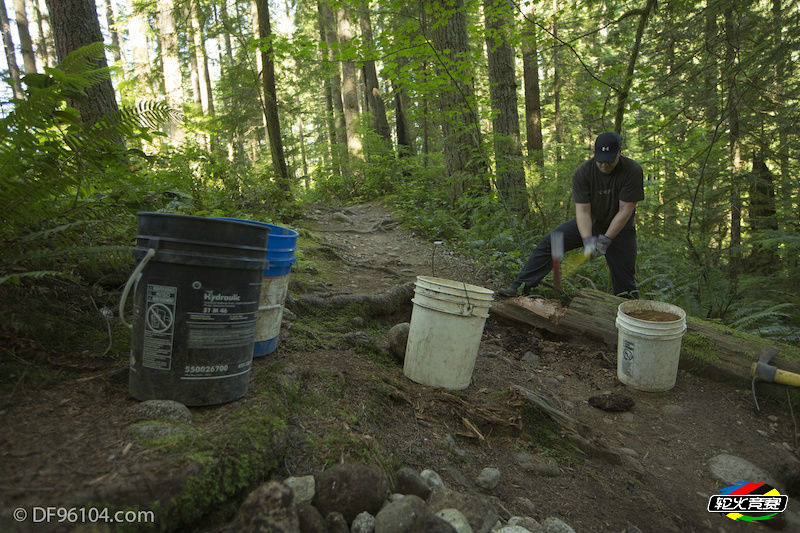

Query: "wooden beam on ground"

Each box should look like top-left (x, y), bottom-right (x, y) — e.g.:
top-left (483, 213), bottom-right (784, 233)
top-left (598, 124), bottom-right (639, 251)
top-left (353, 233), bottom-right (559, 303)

top-left (491, 289), bottom-right (800, 398)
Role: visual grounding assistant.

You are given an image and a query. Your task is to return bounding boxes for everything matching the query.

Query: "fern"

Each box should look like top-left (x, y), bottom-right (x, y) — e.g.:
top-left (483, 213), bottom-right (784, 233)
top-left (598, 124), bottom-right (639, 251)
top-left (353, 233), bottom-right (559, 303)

top-left (0, 44), bottom-right (172, 287)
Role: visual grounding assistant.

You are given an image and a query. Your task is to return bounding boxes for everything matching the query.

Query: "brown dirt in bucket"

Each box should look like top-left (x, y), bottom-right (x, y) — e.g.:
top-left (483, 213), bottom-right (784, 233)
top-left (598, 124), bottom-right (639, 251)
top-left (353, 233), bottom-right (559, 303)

top-left (625, 309), bottom-right (681, 322)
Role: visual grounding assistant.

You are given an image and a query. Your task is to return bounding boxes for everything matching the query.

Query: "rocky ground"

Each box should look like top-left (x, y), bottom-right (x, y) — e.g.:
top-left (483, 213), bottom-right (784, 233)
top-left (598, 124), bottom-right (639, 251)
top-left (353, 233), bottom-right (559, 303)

top-left (2, 201), bottom-right (800, 532)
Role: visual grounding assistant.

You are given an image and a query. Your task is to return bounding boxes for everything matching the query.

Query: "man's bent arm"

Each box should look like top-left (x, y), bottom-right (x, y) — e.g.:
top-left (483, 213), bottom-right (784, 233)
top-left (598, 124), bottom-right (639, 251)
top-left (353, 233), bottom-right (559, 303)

top-left (603, 200), bottom-right (637, 239)
top-left (575, 203), bottom-right (592, 239)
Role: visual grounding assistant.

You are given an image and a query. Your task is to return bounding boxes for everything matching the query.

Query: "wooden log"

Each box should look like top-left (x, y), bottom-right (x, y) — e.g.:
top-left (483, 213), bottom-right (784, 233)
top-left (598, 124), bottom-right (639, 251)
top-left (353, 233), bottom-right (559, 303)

top-left (491, 289), bottom-right (800, 397)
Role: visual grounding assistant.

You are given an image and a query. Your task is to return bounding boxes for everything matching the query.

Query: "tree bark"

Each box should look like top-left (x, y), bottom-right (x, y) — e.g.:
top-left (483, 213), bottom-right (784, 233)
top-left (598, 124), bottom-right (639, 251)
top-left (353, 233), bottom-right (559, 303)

top-left (429, 0), bottom-right (489, 205)
top-left (45, 0), bottom-right (120, 125)
top-left (358, 0), bottom-right (391, 146)
top-left (103, 0), bottom-right (121, 64)
top-left (521, 8), bottom-right (543, 171)
top-left (551, 0), bottom-right (562, 167)
top-left (157, 0), bottom-right (184, 143)
top-left (13, 0), bottom-right (36, 73)
top-left (613, 0), bottom-right (656, 133)
top-left (256, 0), bottom-right (291, 197)
top-left (184, 3), bottom-right (202, 107)
top-left (336, 5), bottom-right (363, 159)
top-left (484, 0), bottom-right (528, 218)
top-left (0, 0), bottom-right (23, 98)
top-left (724, 6), bottom-right (742, 281)
top-left (319, 0), bottom-right (347, 173)
top-left (129, 3), bottom-right (152, 96)
top-left (219, 0), bottom-right (234, 66)
top-left (190, 1), bottom-right (213, 115)
top-left (33, 0), bottom-right (52, 68)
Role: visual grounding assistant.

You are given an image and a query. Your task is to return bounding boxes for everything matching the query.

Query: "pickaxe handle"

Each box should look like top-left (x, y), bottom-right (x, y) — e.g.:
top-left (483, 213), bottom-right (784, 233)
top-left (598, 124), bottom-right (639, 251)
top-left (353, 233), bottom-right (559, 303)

top-left (751, 361), bottom-right (800, 387)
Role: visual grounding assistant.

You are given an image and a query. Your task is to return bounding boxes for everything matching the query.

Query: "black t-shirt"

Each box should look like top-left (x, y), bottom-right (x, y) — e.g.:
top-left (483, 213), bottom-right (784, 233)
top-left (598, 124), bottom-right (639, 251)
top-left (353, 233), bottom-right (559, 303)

top-left (571, 155), bottom-right (644, 232)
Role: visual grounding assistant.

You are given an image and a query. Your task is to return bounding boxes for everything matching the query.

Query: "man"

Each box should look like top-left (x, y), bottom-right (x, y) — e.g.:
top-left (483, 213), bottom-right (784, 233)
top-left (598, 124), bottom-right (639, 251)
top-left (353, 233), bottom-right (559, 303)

top-left (497, 131), bottom-right (644, 298)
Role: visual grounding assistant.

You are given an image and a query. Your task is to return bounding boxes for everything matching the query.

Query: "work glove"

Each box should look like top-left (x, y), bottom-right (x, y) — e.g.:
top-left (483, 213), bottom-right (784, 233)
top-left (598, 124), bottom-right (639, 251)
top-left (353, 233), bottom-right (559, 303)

top-left (582, 236), bottom-right (598, 258)
top-left (596, 234), bottom-right (612, 256)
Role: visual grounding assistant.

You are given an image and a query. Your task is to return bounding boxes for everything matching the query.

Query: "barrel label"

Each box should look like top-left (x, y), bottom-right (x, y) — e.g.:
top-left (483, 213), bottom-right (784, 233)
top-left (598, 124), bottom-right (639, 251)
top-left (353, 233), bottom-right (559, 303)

top-left (186, 286), bottom-right (258, 349)
top-left (622, 339), bottom-right (635, 377)
top-left (142, 284), bottom-right (177, 370)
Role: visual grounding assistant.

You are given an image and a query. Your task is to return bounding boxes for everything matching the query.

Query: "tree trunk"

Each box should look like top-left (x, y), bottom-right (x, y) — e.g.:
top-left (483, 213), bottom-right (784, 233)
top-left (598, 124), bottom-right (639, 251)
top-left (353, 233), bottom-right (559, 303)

top-left (103, 0), bottom-right (121, 64)
top-left (551, 0), bottom-right (562, 167)
top-left (484, 0), bottom-right (528, 218)
top-left (190, 1), bottom-right (213, 115)
top-left (33, 0), bottom-right (52, 68)
top-left (13, 0), bottom-right (36, 73)
top-left (336, 6), bottom-right (363, 159)
top-left (613, 0), bottom-right (656, 133)
top-left (256, 0), bottom-right (291, 197)
top-left (319, 0), bottom-right (347, 173)
top-left (129, 4), bottom-right (152, 96)
top-left (297, 115), bottom-right (309, 189)
top-left (724, 6), bottom-right (741, 281)
top-left (219, 0), bottom-right (234, 66)
top-left (157, 0), bottom-right (184, 143)
top-left (393, 72), bottom-right (416, 157)
top-left (184, 3), bottom-right (202, 107)
top-left (358, 1), bottom-right (391, 146)
top-left (429, 0), bottom-right (489, 205)
top-left (521, 9), bottom-right (543, 171)
top-left (45, 0), bottom-right (120, 125)
top-left (0, 0), bottom-right (23, 98)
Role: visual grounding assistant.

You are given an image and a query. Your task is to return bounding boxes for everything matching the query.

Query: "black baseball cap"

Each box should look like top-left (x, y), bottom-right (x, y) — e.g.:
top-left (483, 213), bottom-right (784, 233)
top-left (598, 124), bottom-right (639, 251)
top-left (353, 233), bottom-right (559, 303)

top-left (594, 131), bottom-right (622, 162)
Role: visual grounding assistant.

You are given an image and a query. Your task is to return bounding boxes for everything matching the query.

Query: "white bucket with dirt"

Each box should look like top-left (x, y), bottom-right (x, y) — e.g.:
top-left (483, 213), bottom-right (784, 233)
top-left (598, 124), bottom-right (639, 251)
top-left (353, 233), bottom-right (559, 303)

top-left (403, 276), bottom-right (494, 390)
top-left (615, 300), bottom-right (687, 392)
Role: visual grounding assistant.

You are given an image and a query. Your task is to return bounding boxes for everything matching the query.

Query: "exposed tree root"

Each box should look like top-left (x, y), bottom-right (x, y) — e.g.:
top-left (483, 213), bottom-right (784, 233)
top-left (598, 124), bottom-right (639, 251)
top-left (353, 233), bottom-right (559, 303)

top-left (286, 282), bottom-right (415, 317)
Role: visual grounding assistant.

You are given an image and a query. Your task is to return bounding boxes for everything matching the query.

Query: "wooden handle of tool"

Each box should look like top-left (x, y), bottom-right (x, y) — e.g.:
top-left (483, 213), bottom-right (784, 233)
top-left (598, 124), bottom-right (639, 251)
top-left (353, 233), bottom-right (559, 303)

top-left (774, 368), bottom-right (800, 387)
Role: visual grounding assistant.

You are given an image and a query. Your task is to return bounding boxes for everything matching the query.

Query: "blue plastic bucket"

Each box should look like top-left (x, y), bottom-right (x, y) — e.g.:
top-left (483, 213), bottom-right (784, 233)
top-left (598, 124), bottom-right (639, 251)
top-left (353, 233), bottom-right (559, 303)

top-left (217, 218), bottom-right (298, 356)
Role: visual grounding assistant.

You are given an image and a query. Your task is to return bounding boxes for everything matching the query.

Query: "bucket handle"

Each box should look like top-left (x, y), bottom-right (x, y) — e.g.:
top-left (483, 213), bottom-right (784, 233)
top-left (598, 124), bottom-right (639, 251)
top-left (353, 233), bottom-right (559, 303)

top-left (119, 248), bottom-right (156, 329)
top-left (431, 241), bottom-right (473, 311)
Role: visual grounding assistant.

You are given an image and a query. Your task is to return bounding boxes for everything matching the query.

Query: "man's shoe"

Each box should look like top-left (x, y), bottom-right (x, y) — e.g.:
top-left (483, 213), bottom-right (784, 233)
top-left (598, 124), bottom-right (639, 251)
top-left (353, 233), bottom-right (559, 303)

top-left (497, 284), bottom-right (521, 298)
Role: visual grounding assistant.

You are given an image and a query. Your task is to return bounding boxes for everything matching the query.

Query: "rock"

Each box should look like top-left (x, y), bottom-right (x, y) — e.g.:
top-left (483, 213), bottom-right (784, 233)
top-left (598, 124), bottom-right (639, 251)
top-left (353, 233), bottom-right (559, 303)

top-left (442, 466), bottom-right (469, 487)
top-left (388, 493), bottom-right (405, 502)
top-left (427, 486), bottom-right (498, 533)
top-left (486, 496), bottom-right (511, 520)
top-left (126, 421), bottom-right (192, 440)
top-left (395, 467), bottom-right (432, 500)
top-left (375, 495), bottom-right (456, 532)
top-left (661, 405), bottom-right (683, 416)
top-left (351, 511), bottom-right (376, 533)
top-left (541, 517), bottom-right (575, 533)
top-left (508, 516), bottom-right (542, 532)
top-left (326, 511), bottom-right (350, 533)
top-left (475, 468), bottom-right (500, 491)
top-left (495, 527), bottom-right (534, 533)
top-left (282, 475), bottom-right (315, 504)
top-left (345, 331), bottom-right (376, 348)
top-left (351, 316), bottom-right (365, 327)
top-left (621, 412), bottom-right (635, 423)
top-left (333, 212), bottom-right (352, 224)
top-left (521, 352), bottom-right (539, 364)
top-left (436, 508), bottom-right (473, 533)
top-left (421, 469), bottom-right (445, 489)
top-left (620, 455), bottom-right (645, 477)
top-left (312, 463), bottom-right (390, 523)
top-left (708, 454), bottom-right (779, 488)
top-left (282, 308), bottom-right (297, 322)
top-left (126, 400), bottom-right (191, 423)
top-left (445, 434), bottom-right (467, 459)
top-left (295, 502), bottom-right (325, 533)
top-left (511, 497), bottom-right (536, 517)
top-left (514, 454), bottom-right (560, 477)
top-left (588, 393), bottom-right (635, 412)
top-left (388, 323), bottom-right (410, 362)
top-left (232, 481), bottom-right (299, 533)
top-left (618, 447), bottom-right (639, 458)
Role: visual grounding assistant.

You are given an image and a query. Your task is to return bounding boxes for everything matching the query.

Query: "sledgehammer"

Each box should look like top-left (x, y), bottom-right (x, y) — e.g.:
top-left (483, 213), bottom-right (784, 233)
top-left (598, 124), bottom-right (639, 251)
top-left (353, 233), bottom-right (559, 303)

top-left (750, 347), bottom-right (800, 414)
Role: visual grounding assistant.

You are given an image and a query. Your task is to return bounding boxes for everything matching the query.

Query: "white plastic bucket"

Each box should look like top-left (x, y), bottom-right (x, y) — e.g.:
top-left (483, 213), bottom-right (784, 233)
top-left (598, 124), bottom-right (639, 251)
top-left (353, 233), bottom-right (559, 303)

top-left (253, 273), bottom-right (291, 356)
top-left (615, 300), bottom-right (687, 392)
top-left (403, 276), bottom-right (494, 390)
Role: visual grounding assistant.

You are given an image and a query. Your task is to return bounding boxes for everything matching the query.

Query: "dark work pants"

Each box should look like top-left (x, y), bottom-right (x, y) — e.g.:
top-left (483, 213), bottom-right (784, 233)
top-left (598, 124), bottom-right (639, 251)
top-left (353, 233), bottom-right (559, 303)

top-left (514, 218), bottom-right (638, 297)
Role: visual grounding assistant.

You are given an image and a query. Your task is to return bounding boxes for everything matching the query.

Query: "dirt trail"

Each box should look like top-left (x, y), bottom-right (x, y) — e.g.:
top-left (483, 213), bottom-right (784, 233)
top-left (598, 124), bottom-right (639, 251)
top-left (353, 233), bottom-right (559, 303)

top-left (1, 201), bottom-right (799, 532)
